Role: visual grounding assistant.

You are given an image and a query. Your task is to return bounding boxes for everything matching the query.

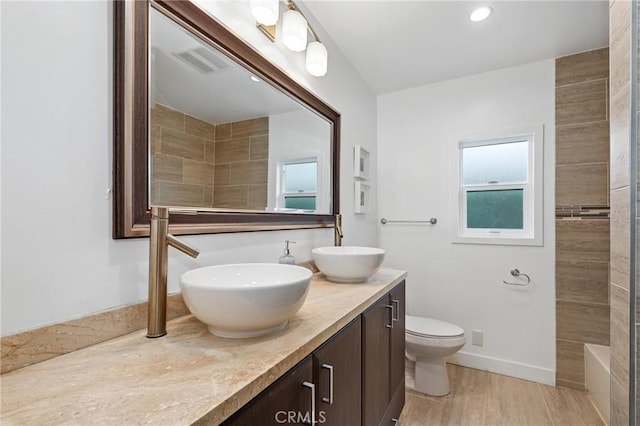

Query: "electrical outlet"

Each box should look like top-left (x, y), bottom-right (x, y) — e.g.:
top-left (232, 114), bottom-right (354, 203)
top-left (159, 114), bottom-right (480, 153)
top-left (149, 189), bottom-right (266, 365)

top-left (472, 330), bottom-right (483, 346)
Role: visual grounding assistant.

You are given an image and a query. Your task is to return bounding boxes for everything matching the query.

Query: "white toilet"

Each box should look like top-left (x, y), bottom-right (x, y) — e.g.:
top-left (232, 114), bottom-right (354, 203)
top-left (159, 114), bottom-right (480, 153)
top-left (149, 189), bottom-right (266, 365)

top-left (405, 315), bottom-right (466, 396)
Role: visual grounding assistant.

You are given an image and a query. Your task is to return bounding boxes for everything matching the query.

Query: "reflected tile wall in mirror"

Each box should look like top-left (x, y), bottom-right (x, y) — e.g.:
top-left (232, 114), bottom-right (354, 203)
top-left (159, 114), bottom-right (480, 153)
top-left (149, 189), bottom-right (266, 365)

top-left (150, 104), bottom-right (269, 210)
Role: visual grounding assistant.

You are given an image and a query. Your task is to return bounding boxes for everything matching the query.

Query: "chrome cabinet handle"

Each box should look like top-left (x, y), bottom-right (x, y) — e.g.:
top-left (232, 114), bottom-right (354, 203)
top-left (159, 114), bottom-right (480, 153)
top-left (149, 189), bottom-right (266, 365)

top-left (321, 364), bottom-right (334, 404)
top-left (392, 418), bottom-right (399, 425)
top-left (302, 381), bottom-right (316, 425)
top-left (386, 304), bottom-right (394, 328)
top-left (391, 299), bottom-right (399, 322)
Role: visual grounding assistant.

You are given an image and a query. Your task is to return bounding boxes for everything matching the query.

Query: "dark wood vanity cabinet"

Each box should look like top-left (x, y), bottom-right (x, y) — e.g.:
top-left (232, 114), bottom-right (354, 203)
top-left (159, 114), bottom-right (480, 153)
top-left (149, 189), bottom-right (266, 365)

top-left (362, 282), bottom-right (406, 426)
top-left (223, 317), bottom-right (361, 425)
top-left (223, 280), bottom-right (405, 426)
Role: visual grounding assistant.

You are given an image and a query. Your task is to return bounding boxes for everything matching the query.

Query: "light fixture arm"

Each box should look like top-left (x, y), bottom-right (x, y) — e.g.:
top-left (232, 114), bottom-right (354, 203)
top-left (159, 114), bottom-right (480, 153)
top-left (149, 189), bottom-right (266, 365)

top-left (286, 0), bottom-right (321, 43)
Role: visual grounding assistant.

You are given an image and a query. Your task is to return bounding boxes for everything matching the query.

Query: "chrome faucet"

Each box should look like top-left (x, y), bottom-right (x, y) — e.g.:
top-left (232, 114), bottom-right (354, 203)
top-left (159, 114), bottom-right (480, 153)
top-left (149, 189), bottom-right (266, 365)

top-left (334, 213), bottom-right (343, 246)
top-left (147, 207), bottom-right (200, 338)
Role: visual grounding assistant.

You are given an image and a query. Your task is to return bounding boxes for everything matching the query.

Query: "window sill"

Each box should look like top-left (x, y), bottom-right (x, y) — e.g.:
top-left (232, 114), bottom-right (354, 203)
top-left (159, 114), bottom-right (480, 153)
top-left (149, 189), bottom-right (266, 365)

top-left (452, 233), bottom-right (542, 247)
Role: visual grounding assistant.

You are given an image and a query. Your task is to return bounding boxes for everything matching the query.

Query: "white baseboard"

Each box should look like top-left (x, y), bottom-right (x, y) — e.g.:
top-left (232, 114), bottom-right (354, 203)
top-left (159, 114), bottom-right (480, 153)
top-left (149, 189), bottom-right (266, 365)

top-left (448, 351), bottom-right (556, 386)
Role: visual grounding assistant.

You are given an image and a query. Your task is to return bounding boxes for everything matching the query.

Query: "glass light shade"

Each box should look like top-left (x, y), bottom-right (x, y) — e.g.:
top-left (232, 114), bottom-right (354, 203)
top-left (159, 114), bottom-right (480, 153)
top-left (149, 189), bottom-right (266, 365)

top-left (305, 41), bottom-right (328, 77)
top-left (282, 10), bottom-right (308, 52)
top-left (250, 0), bottom-right (279, 26)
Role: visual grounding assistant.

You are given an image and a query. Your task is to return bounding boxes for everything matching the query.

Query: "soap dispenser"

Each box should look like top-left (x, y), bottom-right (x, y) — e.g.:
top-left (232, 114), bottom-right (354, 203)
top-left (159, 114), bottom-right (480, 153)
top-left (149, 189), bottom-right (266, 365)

top-left (279, 240), bottom-right (296, 264)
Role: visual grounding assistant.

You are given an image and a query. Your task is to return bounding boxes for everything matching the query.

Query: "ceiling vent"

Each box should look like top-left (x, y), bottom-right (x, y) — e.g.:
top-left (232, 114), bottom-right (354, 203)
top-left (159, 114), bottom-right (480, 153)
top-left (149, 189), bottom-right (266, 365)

top-left (173, 47), bottom-right (230, 74)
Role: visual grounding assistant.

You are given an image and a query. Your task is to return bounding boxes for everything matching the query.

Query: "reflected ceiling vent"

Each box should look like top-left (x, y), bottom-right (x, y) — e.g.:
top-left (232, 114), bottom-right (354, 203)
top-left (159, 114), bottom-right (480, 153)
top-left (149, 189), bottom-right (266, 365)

top-left (173, 47), bottom-right (230, 74)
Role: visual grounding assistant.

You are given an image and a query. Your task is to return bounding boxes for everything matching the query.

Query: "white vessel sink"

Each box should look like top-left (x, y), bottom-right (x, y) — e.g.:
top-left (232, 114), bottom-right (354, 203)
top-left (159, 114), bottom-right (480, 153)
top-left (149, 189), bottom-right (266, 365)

top-left (180, 263), bottom-right (312, 338)
top-left (311, 246), bottom-right (385, 283)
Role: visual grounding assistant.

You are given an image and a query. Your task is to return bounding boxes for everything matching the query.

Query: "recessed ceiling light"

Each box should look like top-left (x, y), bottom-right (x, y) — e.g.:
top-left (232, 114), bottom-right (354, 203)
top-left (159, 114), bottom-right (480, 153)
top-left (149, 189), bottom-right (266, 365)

top-left (250, 75), bottom-right (260, 82)
top-left (470, 6), bottom-right (492, 22)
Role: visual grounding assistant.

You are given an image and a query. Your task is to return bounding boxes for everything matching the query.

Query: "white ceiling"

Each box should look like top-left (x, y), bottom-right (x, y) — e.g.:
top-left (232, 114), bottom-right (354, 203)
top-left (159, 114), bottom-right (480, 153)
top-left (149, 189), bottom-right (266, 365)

top-left (303, 1), bottom-right (610, 94)
top-left (151, 6), bottom-right (303, 124)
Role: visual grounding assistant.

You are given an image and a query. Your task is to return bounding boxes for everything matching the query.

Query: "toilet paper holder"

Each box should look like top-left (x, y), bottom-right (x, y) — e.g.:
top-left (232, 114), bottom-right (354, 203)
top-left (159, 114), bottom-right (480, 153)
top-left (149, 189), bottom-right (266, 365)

top-left (503, 268), bottom-right (531, 286)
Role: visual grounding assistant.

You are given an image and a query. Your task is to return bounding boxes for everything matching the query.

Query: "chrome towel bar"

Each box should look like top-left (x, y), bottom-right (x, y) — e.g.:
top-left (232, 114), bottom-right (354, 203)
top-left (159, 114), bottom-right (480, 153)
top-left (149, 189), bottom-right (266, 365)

top-left (380, 218), bottom-right (437, 225)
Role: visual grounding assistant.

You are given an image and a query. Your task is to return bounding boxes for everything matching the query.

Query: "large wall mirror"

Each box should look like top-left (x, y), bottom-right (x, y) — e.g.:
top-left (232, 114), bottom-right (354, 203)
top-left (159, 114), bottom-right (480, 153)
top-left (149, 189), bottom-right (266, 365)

top-left (114, 0), bottom-right (341, 238)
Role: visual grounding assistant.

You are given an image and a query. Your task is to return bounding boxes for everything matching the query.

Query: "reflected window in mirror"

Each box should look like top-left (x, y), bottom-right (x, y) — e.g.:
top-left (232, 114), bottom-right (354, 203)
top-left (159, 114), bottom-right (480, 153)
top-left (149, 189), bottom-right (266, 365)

top-left (280, 158), bottom-right (319, 212)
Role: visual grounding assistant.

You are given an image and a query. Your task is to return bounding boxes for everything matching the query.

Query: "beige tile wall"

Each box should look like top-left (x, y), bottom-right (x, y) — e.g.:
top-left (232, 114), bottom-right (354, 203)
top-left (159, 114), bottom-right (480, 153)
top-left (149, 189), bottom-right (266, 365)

top-left (637, 0), bottom-right (640, 418)
top-left (555, 47), bottom-right (611, 391)
top-left (636, 3), bottom-right (640, 424)
top-left (150, 105), bottom-right (269, 210)
top-left (150, 104), bottom-right (216, 207)
top-left (609, 0), bottom-right (633, 424)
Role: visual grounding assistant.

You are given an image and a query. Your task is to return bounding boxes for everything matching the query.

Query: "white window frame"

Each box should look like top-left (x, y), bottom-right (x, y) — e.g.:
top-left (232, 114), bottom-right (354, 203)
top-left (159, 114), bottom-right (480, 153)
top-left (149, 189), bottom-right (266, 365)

top-left (277, 157), bottom-right (320, 212)
top-left (452, 127), bottom-right (544, 246)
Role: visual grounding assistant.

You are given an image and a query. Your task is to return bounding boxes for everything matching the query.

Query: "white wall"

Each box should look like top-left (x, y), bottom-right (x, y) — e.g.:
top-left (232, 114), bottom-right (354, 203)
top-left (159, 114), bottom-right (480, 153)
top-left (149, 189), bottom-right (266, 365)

top-left (377, 60), bottom-right (556, 384)
top-left (0, 0), bottom-right (378, 336)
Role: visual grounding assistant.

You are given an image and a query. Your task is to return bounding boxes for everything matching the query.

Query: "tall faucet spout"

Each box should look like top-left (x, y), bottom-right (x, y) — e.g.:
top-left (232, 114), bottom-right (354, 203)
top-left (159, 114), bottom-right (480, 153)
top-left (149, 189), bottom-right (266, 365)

top-left (166, 234), bottom-right (200, 258)
top-left (147, 207), bottom-right (199, 338)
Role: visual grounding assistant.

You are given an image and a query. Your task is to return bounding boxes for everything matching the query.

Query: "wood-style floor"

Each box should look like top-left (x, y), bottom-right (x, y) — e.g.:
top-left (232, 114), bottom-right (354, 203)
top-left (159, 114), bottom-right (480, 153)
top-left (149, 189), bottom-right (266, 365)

top-left (398, 364), bottom-right (604, 426)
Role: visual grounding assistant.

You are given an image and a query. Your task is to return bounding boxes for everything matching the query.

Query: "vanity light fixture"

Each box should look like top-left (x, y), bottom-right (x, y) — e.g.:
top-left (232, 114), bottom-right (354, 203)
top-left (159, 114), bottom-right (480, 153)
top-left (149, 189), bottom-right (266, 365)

top-left (251, 0), bottom-right (328, 77)
top-left (470, 6), bottom-right (492, 22)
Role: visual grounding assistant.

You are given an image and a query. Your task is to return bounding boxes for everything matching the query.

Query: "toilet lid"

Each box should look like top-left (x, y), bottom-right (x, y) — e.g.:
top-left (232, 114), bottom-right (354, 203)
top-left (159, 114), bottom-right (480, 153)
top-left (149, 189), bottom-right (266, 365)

top-left (405, 315), bottom-right (464, 338)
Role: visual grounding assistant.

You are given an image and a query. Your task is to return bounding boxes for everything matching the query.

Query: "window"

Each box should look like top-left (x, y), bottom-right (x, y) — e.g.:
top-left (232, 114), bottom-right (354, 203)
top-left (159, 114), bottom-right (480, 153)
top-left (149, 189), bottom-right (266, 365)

top-left (454, 131), bottom-right (543, 246)
top-left (279, 158), bottom-right (318, 211)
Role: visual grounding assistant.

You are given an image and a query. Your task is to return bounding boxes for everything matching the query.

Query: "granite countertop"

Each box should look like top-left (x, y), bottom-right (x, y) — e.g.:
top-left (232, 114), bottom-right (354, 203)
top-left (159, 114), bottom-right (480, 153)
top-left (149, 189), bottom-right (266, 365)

top-left (1, 268), bottom-right (407, 425)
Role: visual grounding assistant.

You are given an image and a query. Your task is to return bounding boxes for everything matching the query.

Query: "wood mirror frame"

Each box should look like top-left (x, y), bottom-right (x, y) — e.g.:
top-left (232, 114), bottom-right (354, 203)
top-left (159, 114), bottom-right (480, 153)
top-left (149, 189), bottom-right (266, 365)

top-left (113, 0), bottom-right (340, 238)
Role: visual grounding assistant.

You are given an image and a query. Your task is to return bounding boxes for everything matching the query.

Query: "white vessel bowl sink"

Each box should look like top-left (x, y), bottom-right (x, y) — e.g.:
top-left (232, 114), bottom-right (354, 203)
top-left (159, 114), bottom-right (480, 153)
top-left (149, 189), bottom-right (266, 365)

top-left (312, 246), bottom-right (385, 283)
top-left (180, 263), bottom-right (312, 338)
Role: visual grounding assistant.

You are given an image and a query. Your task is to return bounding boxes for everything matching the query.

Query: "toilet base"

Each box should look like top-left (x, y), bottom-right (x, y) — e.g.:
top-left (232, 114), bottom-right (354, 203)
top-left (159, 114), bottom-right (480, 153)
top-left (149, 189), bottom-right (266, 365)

top-left (413, 356), bottom-right (451, 396)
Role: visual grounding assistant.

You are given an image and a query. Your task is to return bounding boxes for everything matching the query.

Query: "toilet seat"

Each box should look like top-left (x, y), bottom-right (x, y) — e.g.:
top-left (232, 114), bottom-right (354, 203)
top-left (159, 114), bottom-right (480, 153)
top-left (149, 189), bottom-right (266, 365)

top-left (406, 315), bottom-right (464, 339)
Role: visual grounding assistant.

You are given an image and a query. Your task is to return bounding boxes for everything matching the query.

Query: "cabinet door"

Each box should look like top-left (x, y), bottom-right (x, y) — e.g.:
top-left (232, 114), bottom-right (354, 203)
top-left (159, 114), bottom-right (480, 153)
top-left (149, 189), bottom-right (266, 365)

top-left (223, 356), bottom-right (314, 426)
top-left (313, 317), bottom-right (361, 426)
top-left (361, 294), bottom-right (392, 426)
top-left (389, 281), bottom-right (406, 393)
